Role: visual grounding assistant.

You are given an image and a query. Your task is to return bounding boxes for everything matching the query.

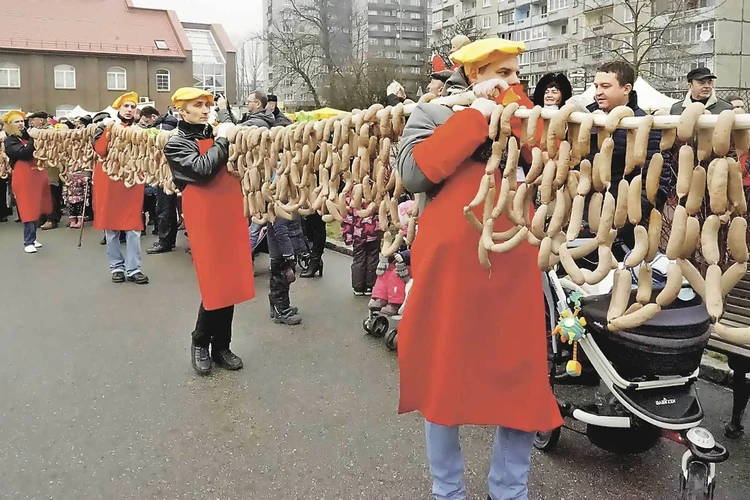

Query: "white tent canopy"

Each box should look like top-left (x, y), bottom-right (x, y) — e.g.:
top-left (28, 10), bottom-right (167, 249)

top-left (67, 105), bottom-right (94, 118)
top-left (574, 77), bottom-right (678, 112)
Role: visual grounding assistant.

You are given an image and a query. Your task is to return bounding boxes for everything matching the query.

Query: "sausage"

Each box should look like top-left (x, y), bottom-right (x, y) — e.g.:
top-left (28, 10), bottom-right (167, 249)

top-left (596, 191), bottom-right (616, 244)
top-left (577, 114), bottom-right (595, 160)
top-left (504, 137), bottom-right (520, 180)
top-left (677, 101), bottom-right (705, 142)
top-left (582, 244), bottom-right (616, 285)
top-left (492, 176), bottom-right (512, 220)
top-left (525, 147), bottom-right (544, 184)
top-left (728, 216), bottom-right (749, 262)
top-left (685, 166), bottom-right (707, 215)
top-left (525, 105), bottom-right (543, 148)
top-left (732, 128), bottom-right (750, 157)
top-left (721, 262), bottom-right (748, 296)
top-left (596, 137), bottom-right (615, 189)
top-left (727, 157), bottom-right (746, 214)
top-left (553, 141), bottom-right (572, 189)
top-left (531, 203), bottom-right (548, 240)
top-left (547, 103), bottom-right (577, 156)
top-left (559, 244), bottom-right (586, 285)
top-left (546, 188), bottom-right (567, 236)
top-left (490, 227), bottom-right (529, 253)
top-left (697, 127), bottom-right (713, 162)
top-left (567, 195), bottom-right (585, 241)
top-left (705, 264), bottom-right (723, 320)
top-left (677, 258), bottom-right (706, 300)
top-left (540, 159), bottom-right (557, 205)
top-left (713, 323), bottom-right (750, 345)
top-left (538, 236), bottom-right (553, 271)
top-left (614, 179), bottom-right (629, 229)
top-left (488, 104), bottom-right (503, 141)
top-left (604, 105), bottom-right (634, 134)
top-left (566, 170), bottom-right (580, 201)
top-left (463, 206), bottom-right (483, 232)
top-left (608, 303), bottom-right (662, 331)
top-left (627, 174), bottom-right (642, 225)
top-left (485, 141), bottom-right (503, 175)
top-left (666, 205), bottom-right (687, 260)
top-left (577, 159), bottom-right (593, 196)
top-left (677, 145), bottom-right (694, 199)
top-left (660, 128), bottom-right (677, 151)
top-left (712, 109), bottom-right (735, 157)
top-left (637, 265), bottom-right (653, 304)
top-left (632, 114), bottom-right (654, 170)
top-left (588, 192), bottom-right (603, 233)
top-left (624, 225), bottom-right (649, 268)
top-left (681, 216), bottom-right (701, 259)
top-left (467, 174), bottom-right (492, 208)
top-left (700, 214), bottom-right (721, 265)
top-left (656, 263), bottom-right (683, 307)
top-left (607, 268), bottom-right (633, 322)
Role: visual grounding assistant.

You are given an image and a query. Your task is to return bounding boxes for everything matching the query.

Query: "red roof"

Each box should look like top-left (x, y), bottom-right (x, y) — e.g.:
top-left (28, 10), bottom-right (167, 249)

top-left (0, 0), bottom-right (187, 59)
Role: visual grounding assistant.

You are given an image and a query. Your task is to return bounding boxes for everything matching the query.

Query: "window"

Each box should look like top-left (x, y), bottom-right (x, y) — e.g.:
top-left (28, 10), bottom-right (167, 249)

top-left (519, 52), bottom-right (529, 66)
top-left (516, 7), bottom-right (530, 21)
top-left (411, 12), bottom-right (421, 19)
top-left (499, 32), bottom-right (512, 40)
top-left (623, 7), bottom-right (634, 23)
top-left (482, 16), bottom-right (492, 29)
top-left (384, 38), bottom-right (394, 46)
top-left (540, 5), bottom-right (548, 17)
top-left (383, 24), bottom-right (393, 32)
top-left (410, 66), bottom-right (421, 74)
top-left (561, 24), bottom-right (567, 34)
top-left (370, 24), bottom-right (379, 31)
top-left (694, 21), bottom-right (714, 41)
top-left (499, 10), bottom-right (513, 24)
top-left (185, 29), bottom-right (226, 93)
top-left (106, 66), bottom-right (127, 91)
top-left (370, 38), bottom-right (379, 45)
top-left (156, 69), bottom-right (171, 92)
top-left (548, 0), bottom-right (568, 11)
top-left (548, 45), bottom-right (568, 60)
top-left (55, 105), bottom-right (75, 118)
top-left (622, 35), bottom-right (633, 53)
top-left (368, 9), bottom-right (378, 15)
top-left (483, 0), bottom-right (491, 6)
top-left (0, 107), bottom-right (20, 116)
top-left (527, 73), bottom-right (543, 88)
top-left (410, 0), bottom-right (421, 5)
top-left (512, 25), bottom-right (546, 42)
top-left (0, 62), bottom-right (20, 88)
top-left (573, 19), bottom-right (578, 33)
top-left (453, 3), bottom-right (462, 15)
top-left (154, 40), bottom-right (168, 50)
top-left (54, 64), bottom-right (76, 89)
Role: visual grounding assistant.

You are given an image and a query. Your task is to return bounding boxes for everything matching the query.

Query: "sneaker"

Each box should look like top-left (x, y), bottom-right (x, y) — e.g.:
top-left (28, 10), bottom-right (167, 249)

top-left (126, 272), bottom-right (150, 285)
top-left (112, 271), bottom-right (126, 283)
top-left (24, 245), bottom-right (37, 254)
top-left (191, 341), bottom-right (212, 375)
top-left (365, 288), bottom-right (373, 296)
top-left (353, 290), bottom-right (366, 296)
top-left (33, 241), bottom-right (43, 248)
top-left (40, 221), bottom-right (56, 230)
top-left (271, 307), bottom-right (302, 325)
top-left (212, 349), bottom-right (244, 370)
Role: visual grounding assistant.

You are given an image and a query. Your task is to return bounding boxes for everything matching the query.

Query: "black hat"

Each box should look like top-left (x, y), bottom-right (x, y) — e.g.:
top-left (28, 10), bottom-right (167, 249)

top-left (27, 110), bottom-right (49, 120)
top-left (430, 70), bottom-right (453, 83)
top-left (267, 94), bottom-right (278, 102)
top-left (533, 73), bottom-right (573, 108)
top-left (78, 115), bottom-right (93, 126)
top-left (687, 67), bottom-right (716, 82)
top-left (92, 111), bottom-right (111, 124)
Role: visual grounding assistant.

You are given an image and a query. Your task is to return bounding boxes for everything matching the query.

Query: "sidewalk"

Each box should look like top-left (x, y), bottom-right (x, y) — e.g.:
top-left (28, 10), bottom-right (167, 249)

top-left (325, 237), bottom-right (736, 387)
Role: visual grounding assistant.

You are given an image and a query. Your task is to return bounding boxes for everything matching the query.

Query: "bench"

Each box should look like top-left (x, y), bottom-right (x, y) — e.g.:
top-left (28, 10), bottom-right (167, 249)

top-left (708, 271), bottom-right (750, 438)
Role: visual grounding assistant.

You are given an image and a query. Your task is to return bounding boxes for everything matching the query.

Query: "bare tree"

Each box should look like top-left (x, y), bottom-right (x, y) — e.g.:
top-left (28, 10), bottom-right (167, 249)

top-left (236, 34), bottom-right (266, 103)
top-left (579, 0), bottom-right (723, 85)
top-left (430, 17), bottom-right (484, 69)
top-left (265, 23), bottom-right (325, 107)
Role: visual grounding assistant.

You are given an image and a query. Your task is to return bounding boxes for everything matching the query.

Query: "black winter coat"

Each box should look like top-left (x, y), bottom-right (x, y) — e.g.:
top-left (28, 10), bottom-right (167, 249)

top-left (162, 121), bottom-right (230, 192)
top-left (3, 130), bottom-right (34, 168)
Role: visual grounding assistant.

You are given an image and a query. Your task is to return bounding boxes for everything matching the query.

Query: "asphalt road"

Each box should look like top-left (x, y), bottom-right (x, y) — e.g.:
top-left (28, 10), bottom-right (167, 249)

top-left (0, 222), bottom-right (748, 500)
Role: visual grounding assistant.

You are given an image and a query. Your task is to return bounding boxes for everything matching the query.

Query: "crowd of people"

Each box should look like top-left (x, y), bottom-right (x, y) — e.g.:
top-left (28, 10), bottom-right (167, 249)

top-left (3, 33), bottom-right (750, 500)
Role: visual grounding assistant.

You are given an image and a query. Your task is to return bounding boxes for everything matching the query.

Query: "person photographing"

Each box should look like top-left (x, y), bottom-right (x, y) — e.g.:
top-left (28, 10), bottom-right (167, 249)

top-left (163, 88), bottom-right (255, 376)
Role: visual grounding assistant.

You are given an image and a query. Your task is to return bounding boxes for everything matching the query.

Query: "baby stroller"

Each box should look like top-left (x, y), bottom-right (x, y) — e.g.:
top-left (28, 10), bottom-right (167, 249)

top-left (363, 278), bottom-right (413, 351)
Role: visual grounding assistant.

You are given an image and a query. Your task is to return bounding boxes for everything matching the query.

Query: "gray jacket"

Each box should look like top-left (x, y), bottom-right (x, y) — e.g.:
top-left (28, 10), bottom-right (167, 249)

top-left (218, 108), bottom-right (275, 129)
top-left (670, 91), bottom-right (733, 115)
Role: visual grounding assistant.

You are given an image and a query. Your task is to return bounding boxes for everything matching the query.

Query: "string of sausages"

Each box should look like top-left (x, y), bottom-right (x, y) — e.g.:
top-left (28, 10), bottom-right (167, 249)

top-left (466, 100), bottom-right (750, 342)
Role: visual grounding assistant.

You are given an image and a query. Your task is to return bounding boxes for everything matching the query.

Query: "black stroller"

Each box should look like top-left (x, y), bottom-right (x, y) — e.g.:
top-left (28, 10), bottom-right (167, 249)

top-left (251, 219), bottom-right (312, 273)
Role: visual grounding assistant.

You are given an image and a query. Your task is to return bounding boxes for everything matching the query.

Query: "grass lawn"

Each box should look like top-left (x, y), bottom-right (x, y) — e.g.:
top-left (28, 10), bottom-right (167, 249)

top-left (326, 221), bottom-right (343, 241)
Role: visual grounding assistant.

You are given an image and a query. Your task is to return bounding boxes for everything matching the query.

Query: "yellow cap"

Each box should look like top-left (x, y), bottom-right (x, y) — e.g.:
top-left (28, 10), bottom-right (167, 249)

top-left (112, 91), bottom-right (139, 110)
top-left (2, 110), bottom-right (26, 124)
top-left (171, 87), bottom-right (214, 107)
top-left (450, 38), bottom-right (526, 78)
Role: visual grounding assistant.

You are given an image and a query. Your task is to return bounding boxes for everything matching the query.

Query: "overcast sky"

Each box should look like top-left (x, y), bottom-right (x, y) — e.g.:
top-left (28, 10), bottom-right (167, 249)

top-left (133, 0), bottom-right (262, 43)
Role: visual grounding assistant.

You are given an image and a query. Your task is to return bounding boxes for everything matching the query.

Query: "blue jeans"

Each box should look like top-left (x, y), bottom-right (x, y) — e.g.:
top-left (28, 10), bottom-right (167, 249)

top-left (425, 421), bottom-right (535, 500)
top-left (23, 222), bottom-right (36, 246)
top-left (105, 230), bottom-right (142, 276)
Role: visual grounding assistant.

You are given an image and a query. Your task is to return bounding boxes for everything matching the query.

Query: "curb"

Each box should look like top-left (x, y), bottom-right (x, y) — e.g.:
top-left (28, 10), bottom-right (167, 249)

top-left (324, 239), bottom-right (734, 387)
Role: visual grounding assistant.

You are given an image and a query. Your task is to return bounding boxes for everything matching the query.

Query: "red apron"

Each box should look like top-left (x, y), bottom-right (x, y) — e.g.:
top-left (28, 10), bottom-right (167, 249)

top-left (396, 105), bottom-right (562, 432)
top-left (11, 143), bottom-right (52, 222)
top-left (92, 126), bottom-right (145, 231)
top-left (181, 138), bottom-right (255, 310)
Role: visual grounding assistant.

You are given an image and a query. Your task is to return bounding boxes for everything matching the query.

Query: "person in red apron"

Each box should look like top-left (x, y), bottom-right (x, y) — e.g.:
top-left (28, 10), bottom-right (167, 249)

top-left (163, 88), bottom-right (255, 376)
top-left (2, 110), bottom-right (52, 253)
top-left (396, 38), bottom-right (562, 500)
top-left (91, 91), bottom-right (149, 285)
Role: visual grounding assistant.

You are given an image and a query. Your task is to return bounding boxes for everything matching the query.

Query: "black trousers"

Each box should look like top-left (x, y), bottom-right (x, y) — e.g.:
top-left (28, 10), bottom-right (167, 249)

top-left (193, 303), bottom-right (234, 351)
top-left (142, 194), bottom-right (157, 227)
top-left (40, 183), bottom-right (63, 224)
top-left (303, 213), bottom-right (326, 258)
top-left (156, 189), bottom-right (178, 247)
top-left (352, 239), bottom-right (380, 292)
top-left (269, 258), bottom-right (294, 311)
top-left (0, 178), bottom-right (11, 218)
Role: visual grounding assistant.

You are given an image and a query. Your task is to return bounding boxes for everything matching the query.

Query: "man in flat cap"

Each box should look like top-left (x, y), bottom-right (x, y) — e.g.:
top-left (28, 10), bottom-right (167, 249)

top-left (671, 67), bottom-right (732, 115)
top-left (91, 91), bottom-right (149, 285)
top-left (266, 94), bottom-right (292, 126)
top-left (427, 70), bottom-right (452, 97)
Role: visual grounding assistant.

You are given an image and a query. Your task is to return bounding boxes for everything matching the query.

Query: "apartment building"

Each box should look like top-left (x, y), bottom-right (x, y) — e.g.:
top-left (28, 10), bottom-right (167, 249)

top-left (0, 0), bottom-right (235, 116)
top-left (431, 0), bottom-right (749, 97)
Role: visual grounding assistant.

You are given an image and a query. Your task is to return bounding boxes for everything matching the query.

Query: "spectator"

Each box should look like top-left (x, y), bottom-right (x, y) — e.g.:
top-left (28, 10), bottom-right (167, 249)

top-left (725, 94), bottom-right (745, 112)
top-left (427, 70), bottom-right (452, 97)
top-left (266, 94), bottom-right (292, 126)
top-left (670, 67), bottom-right (732, 115)
top-left (218, 91), bottom-right (275, 128)
top-left (137, 106), bottom-right (160, 128)
top-left (533, 73), bottom-right (573, 109)
top-left (385, 80), bottom-right (406, 106)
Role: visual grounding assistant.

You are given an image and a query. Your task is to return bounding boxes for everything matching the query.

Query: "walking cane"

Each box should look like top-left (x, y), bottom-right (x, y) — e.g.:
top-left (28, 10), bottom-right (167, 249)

top-left (78, 175), bottom-right (89, 248)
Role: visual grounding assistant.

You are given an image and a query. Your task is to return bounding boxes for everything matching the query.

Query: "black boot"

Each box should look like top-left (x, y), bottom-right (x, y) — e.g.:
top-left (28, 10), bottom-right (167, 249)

top-left (269, 258), bottom-right (302, 325)
top-left (191, 341), bottom-right (212, 375)
top-left (300, 257), bottom-right (323, 278)
top-left (212, 348), bottom-right (243, 370)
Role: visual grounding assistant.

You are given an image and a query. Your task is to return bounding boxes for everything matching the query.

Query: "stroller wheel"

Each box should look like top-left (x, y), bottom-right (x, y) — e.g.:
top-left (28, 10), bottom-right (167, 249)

top-left (371, 316), bottom-right (389, 338)
top-left (297, 252), bottom-right (311, 273)
top-left (533, 427), bottom-right (561, 451)
top-left (385, 329), bottom-right (398, 351)
top-left (363, 318), bottom-right (373, 334)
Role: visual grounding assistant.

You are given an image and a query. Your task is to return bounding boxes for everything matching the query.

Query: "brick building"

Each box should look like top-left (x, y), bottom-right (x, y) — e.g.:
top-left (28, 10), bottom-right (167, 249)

top-left (0, 0), bottom-right (236, 117)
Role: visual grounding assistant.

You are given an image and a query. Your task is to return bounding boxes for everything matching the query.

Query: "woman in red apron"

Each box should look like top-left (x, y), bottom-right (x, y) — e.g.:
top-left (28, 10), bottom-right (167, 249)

top-left (396, 39), bottom-right (561, 500)
top-left (2, 110), bottom-right (52, 253)
top-left (163, 88), bottom-right (255, 376)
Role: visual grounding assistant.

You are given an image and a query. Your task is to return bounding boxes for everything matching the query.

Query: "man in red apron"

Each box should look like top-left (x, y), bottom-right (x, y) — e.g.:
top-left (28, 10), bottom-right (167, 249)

top-left (396, 38), bottom-right (562, 500)
top-left (163, 88), bottom-right (255, 376)
top-left (2, 110), bottom-right (52, 253)
top-left (92, 92), bottom-right (149, 285)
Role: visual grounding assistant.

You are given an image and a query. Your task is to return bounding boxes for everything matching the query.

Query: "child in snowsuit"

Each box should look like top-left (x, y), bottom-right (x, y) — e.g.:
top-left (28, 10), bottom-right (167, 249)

top-left (341, 193), bottom-right (382, 296)
top-left (64, 170), bottom-right (91, 229)
top-left (368, 199), bottom-right (414, 315)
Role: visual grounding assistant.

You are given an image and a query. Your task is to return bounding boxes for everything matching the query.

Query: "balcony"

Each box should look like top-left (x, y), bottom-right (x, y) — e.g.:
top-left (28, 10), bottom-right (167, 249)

top-left (547, 7), bottom-right (570, 23)
top-left (432, 20), bottom-right (443, 30)
top-left (464, 7), bottom-right (477, 17)
top-left (583, 0), bottom-right (614, 12)
top-left (514, 16), bottom-right (531, 29)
